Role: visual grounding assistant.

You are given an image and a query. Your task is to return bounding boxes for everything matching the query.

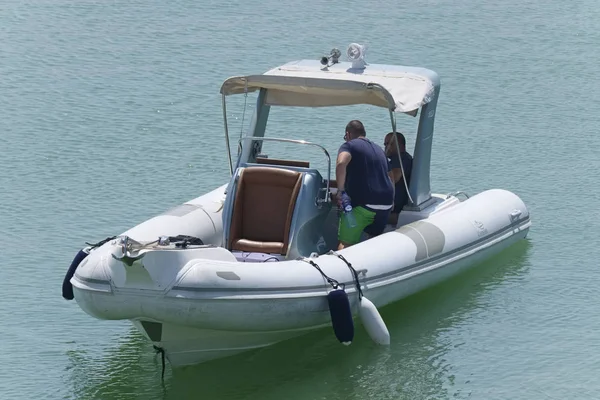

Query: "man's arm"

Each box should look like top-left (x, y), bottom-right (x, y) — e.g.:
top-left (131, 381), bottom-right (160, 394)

top-left (388, 155), bottom-right (403, 184)
top-left (336, 151), bottom-right (352, 192)
top-left (389, 168), bottom-right (403, 184)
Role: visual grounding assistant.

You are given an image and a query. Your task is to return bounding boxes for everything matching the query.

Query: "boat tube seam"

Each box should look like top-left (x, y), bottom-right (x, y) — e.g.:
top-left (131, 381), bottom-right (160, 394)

top-left (405, 224), bottom-right (430, 257)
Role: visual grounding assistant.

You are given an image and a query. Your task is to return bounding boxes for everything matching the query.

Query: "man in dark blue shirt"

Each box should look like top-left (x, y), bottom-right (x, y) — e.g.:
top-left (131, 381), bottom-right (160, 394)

top-left (384, 131), bottom-right (413, 225)
top-left (335, 120), bottom-right (394, 249)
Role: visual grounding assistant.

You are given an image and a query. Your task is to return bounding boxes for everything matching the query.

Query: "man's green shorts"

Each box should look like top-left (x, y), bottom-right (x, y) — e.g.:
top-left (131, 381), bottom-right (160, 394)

top-left (338, 205), bottom-right (391, 245)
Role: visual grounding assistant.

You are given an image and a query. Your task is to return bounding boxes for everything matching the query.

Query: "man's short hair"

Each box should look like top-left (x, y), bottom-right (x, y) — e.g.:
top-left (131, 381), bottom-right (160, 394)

top-left (346, 120), bottom-right (366, 139)
top-left (387, 132), bottom-right (406, 148)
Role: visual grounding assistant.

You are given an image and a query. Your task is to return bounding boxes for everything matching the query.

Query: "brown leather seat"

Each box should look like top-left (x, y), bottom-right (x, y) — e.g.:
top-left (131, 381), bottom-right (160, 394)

top-left (228, 166), bottom-right (303, 255)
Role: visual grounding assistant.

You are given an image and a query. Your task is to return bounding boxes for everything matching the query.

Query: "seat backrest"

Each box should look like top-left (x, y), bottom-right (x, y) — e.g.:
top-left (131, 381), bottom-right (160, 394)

top-left (228, 167), bottom-right (303, 255)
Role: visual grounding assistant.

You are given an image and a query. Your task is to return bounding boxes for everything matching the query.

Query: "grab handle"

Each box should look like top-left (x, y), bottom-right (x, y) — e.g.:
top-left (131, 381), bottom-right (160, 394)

top-left (509, 209), bottom-right (522, 222)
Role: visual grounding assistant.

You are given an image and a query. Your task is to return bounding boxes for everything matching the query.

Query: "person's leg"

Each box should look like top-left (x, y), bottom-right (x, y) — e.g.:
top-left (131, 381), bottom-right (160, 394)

top-left (387, 212), bottom-right (399, 226)
top-left (337, 206), bottom-right (375, 249)
top-left (387, 203), bottom-right (402, 226)
top-left (364, 208), bottom-right (393, 239)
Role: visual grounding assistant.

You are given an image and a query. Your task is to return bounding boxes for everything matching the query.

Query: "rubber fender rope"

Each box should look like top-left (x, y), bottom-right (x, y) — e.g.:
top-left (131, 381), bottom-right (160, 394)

top-left (85, 236), bottom-right (117, 249)
top-left (300, 258), bottom-right (344, 290)
top-left (168, 235), bottom-right (204, 248)
top-left (262, 257), bottom-right (281, 262)
top-left (153, 345), bottom-right (166, 380)
top-left (332, 252), bottom-right (363, 300)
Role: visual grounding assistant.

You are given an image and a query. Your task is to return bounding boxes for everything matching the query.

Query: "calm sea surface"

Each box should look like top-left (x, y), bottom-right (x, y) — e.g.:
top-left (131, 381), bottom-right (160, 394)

top-left (1, 0), bottom-right (599, 399)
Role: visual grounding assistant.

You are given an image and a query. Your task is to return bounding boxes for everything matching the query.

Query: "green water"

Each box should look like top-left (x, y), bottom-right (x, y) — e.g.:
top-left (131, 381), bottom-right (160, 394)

top-left (1, 0), bottom-right (599, 398)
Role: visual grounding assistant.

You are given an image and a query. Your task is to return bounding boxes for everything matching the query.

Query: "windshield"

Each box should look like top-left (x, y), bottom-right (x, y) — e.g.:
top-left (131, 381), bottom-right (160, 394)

top-left (227, 101), bottom-right (420, 175)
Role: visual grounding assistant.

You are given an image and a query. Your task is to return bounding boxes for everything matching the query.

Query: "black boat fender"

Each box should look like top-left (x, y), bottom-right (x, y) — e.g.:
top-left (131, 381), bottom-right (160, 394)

top-left (326, 287), bottom-right (354, 345)
top-left (302, 257), bottom-right (355, 345)
top-left (62, 236), bottom-right (116, 300)
top-left (61, 248), bottom-right (90, 300)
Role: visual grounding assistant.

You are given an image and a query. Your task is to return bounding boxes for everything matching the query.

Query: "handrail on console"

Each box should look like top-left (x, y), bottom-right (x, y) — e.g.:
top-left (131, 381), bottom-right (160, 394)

top-left (238, 136), bottom-right (331, 205)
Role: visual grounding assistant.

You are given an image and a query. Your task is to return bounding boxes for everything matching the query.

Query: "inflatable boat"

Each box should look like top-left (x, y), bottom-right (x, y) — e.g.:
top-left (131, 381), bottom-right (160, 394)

top-left (63, 43), bottom-right (531, 368)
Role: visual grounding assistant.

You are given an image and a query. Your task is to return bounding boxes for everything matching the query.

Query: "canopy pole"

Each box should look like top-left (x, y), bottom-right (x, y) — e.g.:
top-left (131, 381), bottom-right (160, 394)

top-left (222, 93), bottom-right (233, 176)
top-left (388, 110), bottom-right (414, 206)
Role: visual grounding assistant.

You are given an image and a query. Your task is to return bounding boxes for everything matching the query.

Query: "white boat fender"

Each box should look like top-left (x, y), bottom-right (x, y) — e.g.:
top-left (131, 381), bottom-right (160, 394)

top-left (62, 235), bottom-right (117, 300)
top-left (302, 258), bottom-right (354, 345)
top-left (333, 252), bottom-right (391, 346)
top-left (357, 297), bottom-right (390, 345)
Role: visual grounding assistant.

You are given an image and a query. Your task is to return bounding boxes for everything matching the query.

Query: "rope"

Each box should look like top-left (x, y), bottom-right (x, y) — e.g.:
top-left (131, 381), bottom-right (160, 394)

top-left (263, 256), bottom-right (281, 262)
top-left (84, 236), bottom-right (116, 249)
top-left (222, 92), bottom-right (234, 175)
top-left (153, 345), bottom-right (166, 380)
top-left (300, 258), bottom-right (344, 290)
top-left (388, 110), bottom-right (414, 206)
top-left (237, 81), bottom-right (248, 158)
top-left (331, 252), bottom-right (363, 300)
top-left (239, 82), bottom-right (248, 140)
top-left (87, 234), bottom-right (205, 257)
top-left (167, 235), bottom-right (204, 248)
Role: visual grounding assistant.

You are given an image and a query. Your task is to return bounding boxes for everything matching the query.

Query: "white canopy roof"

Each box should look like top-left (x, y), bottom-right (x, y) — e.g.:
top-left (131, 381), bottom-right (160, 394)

top-left (220, 60), bottom-right (437, 114)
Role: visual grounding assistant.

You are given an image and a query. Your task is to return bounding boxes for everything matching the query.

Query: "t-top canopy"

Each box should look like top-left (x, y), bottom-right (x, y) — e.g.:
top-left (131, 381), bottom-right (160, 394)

top-left (220, 60), bottom-right (438, 114)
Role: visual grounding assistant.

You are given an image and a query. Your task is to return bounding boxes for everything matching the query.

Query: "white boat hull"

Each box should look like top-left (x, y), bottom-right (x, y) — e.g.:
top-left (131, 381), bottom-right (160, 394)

top-left (131, 321), bottom-right (326, 367)
top-left (70, 182), bottom-right (530, 367)
top-left (136, 225), bottom-right (526, 367)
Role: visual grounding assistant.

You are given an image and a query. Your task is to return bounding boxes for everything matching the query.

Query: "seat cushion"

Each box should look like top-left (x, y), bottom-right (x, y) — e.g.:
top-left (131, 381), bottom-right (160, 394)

top-left (228, 167), bottom-right (303, 255)
top-left (230, 239), bottom-right (284, 255)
